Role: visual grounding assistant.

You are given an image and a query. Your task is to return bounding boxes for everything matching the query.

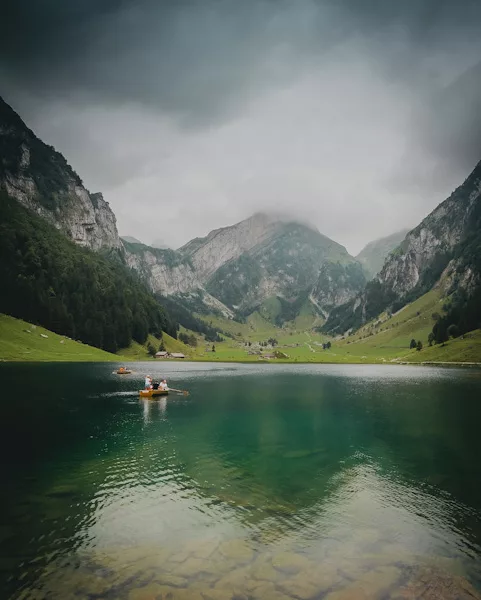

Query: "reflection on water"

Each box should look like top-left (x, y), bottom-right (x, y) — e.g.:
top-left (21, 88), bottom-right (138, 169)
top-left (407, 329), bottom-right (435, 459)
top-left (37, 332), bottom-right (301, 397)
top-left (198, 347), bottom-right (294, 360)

top-left (1, 363), bottom-right (481, 599)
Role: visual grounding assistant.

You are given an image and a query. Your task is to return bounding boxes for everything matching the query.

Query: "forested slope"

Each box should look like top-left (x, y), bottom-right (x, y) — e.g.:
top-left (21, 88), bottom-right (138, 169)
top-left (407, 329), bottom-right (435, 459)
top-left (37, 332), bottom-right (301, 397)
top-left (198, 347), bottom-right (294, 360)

top-left (0, 193), bottom-right (176, 353)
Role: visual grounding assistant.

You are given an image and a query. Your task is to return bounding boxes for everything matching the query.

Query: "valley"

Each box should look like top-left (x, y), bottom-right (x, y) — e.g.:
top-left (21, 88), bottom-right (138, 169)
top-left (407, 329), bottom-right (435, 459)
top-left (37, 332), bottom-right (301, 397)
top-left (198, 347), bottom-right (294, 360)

top-left (1, 94), bottom-right (480, 366)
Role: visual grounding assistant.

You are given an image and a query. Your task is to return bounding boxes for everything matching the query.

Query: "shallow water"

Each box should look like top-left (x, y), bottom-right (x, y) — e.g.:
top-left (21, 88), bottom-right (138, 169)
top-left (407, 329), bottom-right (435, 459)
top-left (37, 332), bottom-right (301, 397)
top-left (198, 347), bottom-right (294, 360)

top-left (1, 362), bottom-right (481, 599)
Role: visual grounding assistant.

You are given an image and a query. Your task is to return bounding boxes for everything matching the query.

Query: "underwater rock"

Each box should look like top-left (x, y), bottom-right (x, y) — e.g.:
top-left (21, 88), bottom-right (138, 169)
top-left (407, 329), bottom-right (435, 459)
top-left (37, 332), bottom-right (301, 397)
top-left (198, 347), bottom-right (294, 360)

top-left (249, 581), bottom-right (287, 600)
top-left (128, 583), bottom-right (167, 600)
top-left (129, 584), bottom-right (204, 600)
top-left (326, 565), bottom-right (402, 600)
top-left (201, 588), bottom-right (234, 600)
top-left (250, 558), bottom-right (278, 582)
top-left (279, 575), bottom-right (319, 600)
top-left (272, 552), bottom-right (311, 574)
top-left (214, 565), bottom-right (250, 591)
top-left (182, 538), bottom-right (220, 560)
top-left (218, 540), bottom-right (253, 563)
top-left (392, 566), bottom-right (481, 600)
top-left (157, 574), bottom-right (189, 587)
top-left (174, 557), bottom-right (210, 578)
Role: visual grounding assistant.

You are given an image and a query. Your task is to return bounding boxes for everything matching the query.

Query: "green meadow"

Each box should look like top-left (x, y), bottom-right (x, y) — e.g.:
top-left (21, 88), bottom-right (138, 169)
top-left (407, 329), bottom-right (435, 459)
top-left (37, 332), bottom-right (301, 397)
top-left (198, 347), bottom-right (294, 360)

top-left (2, 286), bottom-right (481, 365)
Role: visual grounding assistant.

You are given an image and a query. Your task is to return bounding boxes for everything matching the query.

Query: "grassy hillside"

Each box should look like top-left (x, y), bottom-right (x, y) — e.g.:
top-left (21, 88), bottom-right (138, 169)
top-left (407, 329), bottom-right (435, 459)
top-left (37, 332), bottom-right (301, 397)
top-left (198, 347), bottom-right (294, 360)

top-left (191, 289), bottom-right (481, 364)
top-left (399, 330), bottom-right (481, 364)
top-left (119, 332), bottom-right (191, 360)
top-left (3, 289), bottom-right (480, 365)
top-left (0, 314), bottom-right (123, 362)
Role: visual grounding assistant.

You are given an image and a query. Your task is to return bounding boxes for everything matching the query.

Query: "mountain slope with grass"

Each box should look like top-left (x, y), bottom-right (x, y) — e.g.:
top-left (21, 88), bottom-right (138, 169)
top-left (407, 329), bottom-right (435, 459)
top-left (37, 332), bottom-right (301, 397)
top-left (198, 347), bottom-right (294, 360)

top-left (0, 314), bottom-right (125, 362)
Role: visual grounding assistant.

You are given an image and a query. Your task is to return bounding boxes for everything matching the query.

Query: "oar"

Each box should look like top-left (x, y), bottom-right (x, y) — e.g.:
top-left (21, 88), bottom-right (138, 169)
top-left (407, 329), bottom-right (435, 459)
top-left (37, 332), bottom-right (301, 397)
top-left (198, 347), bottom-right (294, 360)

top-left (168, 387), bottom-right (190, 396)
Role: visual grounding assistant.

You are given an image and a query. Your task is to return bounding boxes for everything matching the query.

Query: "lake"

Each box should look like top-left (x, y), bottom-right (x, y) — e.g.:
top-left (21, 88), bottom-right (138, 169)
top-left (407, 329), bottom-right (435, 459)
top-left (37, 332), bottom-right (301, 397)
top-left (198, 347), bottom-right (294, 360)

top-left (1, 362), bottom-right (481, 599)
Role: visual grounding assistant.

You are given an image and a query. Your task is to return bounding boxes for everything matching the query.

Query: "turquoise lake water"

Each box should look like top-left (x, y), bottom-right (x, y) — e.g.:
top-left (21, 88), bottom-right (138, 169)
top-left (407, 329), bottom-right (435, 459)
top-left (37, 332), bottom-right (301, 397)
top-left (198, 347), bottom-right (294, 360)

top-left (1, 362), bottom-right (481, 599)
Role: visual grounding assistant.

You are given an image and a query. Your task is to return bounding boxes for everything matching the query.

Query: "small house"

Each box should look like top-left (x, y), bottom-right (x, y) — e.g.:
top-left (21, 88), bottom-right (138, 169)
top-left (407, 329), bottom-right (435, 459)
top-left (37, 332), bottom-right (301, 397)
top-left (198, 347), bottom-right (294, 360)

top-left (170, 352), bottom-right (185, 359)
top-left (155, 351), bottom-right (168, 358)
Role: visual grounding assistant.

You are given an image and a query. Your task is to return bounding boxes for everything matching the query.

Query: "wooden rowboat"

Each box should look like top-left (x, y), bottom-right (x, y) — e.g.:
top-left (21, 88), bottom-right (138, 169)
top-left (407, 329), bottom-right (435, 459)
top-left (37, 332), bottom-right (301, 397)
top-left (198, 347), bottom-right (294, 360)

top-left (117, 369), bottom-right (132, 374)
top-left (139, 388), bottom-right (169, 398)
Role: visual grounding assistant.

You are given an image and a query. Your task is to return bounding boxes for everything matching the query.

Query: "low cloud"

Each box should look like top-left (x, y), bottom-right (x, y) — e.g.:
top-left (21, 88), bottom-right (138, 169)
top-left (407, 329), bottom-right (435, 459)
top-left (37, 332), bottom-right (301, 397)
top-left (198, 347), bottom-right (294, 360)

top-left (1, 0), bottom-right (480, 253)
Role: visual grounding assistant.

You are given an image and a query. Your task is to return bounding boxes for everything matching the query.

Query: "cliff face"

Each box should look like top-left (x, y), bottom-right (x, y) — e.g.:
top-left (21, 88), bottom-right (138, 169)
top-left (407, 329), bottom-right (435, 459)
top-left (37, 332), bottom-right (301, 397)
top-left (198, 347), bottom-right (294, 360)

top-left (377, 160), bottom-right (481, 297)
top-left (121, 241), bottom-right (234, 318)
top-left (0, 97), bottom-right (120, 251)
top-left (123, 244), bottom-right (199, 295)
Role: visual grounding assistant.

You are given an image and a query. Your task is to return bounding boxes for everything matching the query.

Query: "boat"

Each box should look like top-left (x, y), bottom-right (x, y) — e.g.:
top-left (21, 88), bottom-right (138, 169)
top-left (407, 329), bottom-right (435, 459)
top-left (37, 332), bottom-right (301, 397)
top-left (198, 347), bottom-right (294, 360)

top-left (117, 368), bottom-right (132, 375)
top-left (139, 388), bottom-right (169, 397)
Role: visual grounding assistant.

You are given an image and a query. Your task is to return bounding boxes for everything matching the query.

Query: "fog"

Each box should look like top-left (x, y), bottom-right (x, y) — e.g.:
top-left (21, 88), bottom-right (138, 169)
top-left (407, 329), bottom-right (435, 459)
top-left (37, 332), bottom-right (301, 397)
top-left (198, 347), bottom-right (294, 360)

top-left (1, 0), bottom-right (480, 253)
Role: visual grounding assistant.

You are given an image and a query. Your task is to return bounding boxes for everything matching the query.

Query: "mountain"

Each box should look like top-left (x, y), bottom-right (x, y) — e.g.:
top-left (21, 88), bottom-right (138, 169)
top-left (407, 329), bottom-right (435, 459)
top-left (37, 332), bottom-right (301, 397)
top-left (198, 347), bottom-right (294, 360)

top-left (121, 235), bottom-right (143, 244)
top-left (324, 159), bottom-right (481, 335)
top-left (0, 95), bottom-right (366, 333)
top-left (0, 96), bottom-right (176, 351)
top-left (356, 230), bottom-right (409, 280)
top-left (179, 213), bottom-right (366, 319)
top-left (0, 97), bottom-right (120, 251)
top-left (151, 238), bottom-right (171, 249)
top-left (120, 213), bottom-right (366, 323)
top-left (0, 193), bottom-right (175, 352)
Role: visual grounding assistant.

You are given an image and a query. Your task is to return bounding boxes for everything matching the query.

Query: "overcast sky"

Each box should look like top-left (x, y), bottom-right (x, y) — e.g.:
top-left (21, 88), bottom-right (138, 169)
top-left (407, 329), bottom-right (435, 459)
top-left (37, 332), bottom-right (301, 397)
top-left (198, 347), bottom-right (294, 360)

top-left (1, 0), bottom-right (480, 254)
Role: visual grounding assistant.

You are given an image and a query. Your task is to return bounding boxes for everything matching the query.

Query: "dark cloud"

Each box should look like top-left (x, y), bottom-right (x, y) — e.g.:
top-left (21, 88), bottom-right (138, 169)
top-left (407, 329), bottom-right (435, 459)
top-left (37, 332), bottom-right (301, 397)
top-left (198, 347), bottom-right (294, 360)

top-left (2, 1), bottom-right (480, 123)
top-left (1, 0), bottom-right (480, 252)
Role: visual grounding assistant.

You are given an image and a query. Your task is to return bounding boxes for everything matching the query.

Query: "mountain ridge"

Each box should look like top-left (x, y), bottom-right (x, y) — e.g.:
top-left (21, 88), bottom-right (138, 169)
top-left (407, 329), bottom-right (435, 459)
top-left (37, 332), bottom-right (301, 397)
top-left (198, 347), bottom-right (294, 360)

top-left (356, 229), bottom-right (410, 280)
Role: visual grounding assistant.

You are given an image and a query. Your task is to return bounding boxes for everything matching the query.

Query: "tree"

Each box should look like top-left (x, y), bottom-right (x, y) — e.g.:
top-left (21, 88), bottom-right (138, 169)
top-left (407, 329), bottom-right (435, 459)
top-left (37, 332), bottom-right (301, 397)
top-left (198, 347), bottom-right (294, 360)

top-left (159, 340), bottom-right (166, 352)
top-left (212, 344), bottom-right (216, 353)
top-left (178, 332), bottom-right (189, 345)
top-left (416, 340), bottom-right (423, 351)
top-left (147, 342), bottom-right (156, 357)
top-left (431, 312), bottom-right (441, 322)
top-left (409, 338), bottom-right (417, 349)
top-left (428, 332), bottom-right (435, 347)
top-left (447, 323), bottom-right (460, 339)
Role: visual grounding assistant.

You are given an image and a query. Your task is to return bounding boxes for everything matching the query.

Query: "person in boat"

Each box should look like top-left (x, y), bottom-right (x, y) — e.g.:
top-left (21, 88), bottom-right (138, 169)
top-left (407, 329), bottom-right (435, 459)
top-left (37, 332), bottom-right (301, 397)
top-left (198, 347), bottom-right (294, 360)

top-left (144, 375), bottom-right (152, 390)
top-left (159, 379), bottom-right (168, 391)
top-left (152, 381), bottom-right (160, 390)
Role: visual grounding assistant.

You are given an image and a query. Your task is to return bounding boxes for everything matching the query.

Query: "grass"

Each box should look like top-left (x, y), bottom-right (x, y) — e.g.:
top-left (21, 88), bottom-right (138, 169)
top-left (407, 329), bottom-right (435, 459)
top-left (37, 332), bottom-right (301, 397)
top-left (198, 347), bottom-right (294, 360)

top-left (190, 289), bottom-right (481, 365)
top-left (399, 330), bottom-right (481, 364)
top-left (3, 287), bottom-right (481, 365)
top-left (119, 332), bottom-right (191, 360)
top-left (0, 314), bottom-right (124, 362)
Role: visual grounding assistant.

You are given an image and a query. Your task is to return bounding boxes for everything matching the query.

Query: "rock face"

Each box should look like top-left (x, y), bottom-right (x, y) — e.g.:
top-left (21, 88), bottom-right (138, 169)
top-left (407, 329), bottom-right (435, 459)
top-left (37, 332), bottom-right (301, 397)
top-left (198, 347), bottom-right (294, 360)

top-left (356, 229), bottom-right (409, 280)
top-left (122, 241), bottom-right (234, 318)
top-left (311, 261), bottom-right (367, 317)
top-left (180, 213), bottom-right (284, 281)
top-left (0, 96), bottom-right (121, 251)
top-left (182, 213), bottom-right (365, 316)
top-left (377, 160), bottom-right (480, 298)
top-left (324, 159), bottom-right (481, 334)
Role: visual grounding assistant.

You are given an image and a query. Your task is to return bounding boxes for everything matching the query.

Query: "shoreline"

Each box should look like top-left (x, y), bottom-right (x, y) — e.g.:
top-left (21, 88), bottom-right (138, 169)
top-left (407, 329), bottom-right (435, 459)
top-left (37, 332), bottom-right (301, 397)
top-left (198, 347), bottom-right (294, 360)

top-left (2, 357), bottom-right (481, 368)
